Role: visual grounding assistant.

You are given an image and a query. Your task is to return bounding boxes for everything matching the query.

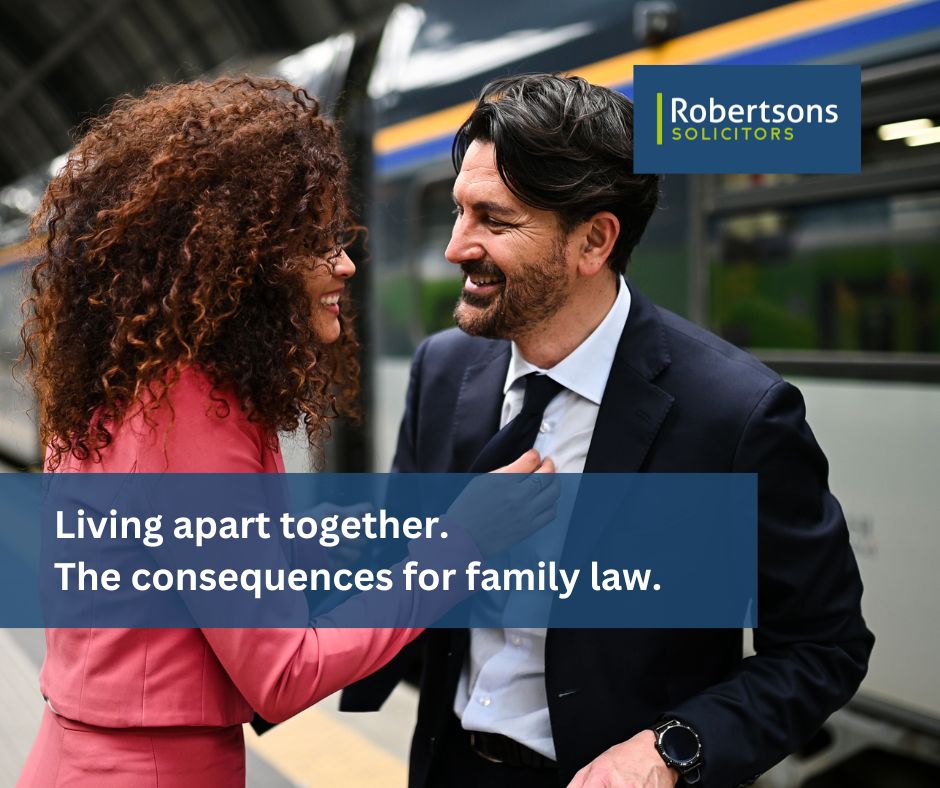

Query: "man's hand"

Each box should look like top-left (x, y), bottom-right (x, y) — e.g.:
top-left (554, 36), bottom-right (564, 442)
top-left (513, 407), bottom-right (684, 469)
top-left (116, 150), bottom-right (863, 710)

top-left (567, 730), bottom-right (679, 788)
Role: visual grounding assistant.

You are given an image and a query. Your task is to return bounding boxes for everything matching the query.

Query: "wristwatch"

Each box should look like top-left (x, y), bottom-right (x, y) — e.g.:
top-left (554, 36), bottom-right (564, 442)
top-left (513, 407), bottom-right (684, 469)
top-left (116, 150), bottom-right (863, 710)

top-left (653, 719), bottom-right (703, 784)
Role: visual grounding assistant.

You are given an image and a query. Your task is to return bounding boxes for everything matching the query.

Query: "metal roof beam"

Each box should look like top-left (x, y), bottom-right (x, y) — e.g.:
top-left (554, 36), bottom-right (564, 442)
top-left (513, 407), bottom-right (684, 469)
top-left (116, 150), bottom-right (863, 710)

top-left (0, 0), bottom-right (133, 121)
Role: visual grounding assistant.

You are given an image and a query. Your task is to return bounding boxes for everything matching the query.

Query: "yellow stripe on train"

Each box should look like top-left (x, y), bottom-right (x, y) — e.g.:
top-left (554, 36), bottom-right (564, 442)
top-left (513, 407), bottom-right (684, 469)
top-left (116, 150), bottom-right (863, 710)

top-left (373, 0), bottom-right (917, 155)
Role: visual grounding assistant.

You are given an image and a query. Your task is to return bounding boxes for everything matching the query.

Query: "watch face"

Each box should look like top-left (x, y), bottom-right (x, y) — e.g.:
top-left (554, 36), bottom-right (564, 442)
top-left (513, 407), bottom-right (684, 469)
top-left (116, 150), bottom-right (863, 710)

top-left (663, 725), bottom-right (699, 765)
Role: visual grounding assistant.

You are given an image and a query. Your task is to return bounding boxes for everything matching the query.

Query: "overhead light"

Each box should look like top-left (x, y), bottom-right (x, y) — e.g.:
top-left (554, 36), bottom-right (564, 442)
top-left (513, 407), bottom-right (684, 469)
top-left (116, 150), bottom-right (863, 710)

top-left (905, 126), bottom-right (940, 147)
top-left (48, 153), bottom-right (69, 177)
top-left (877, 118), bottom-right (933, 141)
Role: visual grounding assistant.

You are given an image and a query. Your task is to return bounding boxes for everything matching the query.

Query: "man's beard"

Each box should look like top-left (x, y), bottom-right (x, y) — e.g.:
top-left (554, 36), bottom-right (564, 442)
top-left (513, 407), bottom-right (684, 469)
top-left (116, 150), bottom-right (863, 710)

top-left (454, 241), bottom-right (570, 340)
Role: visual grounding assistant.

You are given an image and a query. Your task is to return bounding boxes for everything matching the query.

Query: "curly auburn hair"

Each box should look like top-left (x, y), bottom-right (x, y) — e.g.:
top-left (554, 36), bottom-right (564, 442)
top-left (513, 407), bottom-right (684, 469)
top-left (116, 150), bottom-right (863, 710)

top-left (22, 75), bottom-right (360, 470)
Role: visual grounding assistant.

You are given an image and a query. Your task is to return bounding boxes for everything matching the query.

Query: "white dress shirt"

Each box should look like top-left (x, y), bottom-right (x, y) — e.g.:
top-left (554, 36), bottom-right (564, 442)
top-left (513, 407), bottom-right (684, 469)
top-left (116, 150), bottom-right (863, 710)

top-left (454, 277), bottom-right (632, 759)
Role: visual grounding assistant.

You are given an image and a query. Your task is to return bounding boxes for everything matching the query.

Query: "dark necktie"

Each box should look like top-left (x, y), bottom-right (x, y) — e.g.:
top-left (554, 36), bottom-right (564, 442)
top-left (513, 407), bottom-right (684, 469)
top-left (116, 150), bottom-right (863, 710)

top-left (469, 373), bottom-right (564, 473)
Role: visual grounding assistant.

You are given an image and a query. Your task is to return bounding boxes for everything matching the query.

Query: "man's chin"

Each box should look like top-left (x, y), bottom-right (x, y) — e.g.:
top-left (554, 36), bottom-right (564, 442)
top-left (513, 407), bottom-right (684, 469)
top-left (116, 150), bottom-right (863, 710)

top-left (454, 300), bottom-right (504, 338)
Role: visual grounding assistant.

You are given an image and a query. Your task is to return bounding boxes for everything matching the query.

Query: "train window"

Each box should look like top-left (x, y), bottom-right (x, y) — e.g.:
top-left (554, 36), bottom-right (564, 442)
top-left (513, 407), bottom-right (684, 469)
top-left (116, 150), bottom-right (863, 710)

top-left (373, 177), bottom-right (421, 357)
top-left (705, 63), bottom-right (940, 365)
top-left (372, 175), bottom-right (462, 357)
top-left (717, 112), bottom-right (940, 194)
top-left (629, 175), bottom-right (691, 318)
top-left (413, 178), bottom-right (462, 337)
top-left (719, 173), bottom-right (801, 193)
top-left (708, 190), bottom-right (940, 354)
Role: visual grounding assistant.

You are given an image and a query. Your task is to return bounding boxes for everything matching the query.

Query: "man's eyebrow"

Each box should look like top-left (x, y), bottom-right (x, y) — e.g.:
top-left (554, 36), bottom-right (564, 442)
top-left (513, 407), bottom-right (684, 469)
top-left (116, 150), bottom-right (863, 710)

top-left (451, 192), bottom-right (517, 217)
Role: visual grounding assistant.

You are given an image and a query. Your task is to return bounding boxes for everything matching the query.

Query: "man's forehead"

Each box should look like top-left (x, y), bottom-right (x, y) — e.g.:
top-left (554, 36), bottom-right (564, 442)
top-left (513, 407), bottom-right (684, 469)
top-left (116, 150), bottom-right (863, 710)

top-left (455, 141), bottom-right (501, 184)
top-left (453, 141), bottom-right (518, 205)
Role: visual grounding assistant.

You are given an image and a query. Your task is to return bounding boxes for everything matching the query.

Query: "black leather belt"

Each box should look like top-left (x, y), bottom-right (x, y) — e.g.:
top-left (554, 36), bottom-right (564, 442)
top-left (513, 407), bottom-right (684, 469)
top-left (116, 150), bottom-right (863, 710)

top-left (467, 729), bottom-right (558, 770)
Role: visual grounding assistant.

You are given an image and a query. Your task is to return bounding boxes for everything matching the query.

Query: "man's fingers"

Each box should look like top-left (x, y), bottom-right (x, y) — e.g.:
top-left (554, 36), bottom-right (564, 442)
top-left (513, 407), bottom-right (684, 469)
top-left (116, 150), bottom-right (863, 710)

top-left (536, 457), bottom-right (556, 473)
top-left (494, 448), bottom-right (542, 474)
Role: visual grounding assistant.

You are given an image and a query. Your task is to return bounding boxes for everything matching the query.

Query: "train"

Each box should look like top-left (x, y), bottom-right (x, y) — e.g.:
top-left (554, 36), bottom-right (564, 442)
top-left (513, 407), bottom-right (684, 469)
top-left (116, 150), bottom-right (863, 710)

top-left (1, 0), bottom-right (939, 784)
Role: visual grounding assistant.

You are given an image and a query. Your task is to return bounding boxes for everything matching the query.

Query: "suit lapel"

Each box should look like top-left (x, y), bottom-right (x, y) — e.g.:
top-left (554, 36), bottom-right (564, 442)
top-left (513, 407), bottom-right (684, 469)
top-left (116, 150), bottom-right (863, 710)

top-left (446, 340), bottom-right (508, 693)
top-left (451, 340), bottom-right (511, 471)
top-left (584, 285), bottom-right (674, 473)
top-left (558, 286), bottom-right (676, 580)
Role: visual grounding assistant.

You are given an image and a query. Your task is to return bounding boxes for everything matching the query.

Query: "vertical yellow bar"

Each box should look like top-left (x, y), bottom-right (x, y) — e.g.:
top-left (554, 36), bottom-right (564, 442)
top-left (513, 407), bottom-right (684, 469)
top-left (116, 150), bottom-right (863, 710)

top-left (656, 92), bottom-right (663, 145)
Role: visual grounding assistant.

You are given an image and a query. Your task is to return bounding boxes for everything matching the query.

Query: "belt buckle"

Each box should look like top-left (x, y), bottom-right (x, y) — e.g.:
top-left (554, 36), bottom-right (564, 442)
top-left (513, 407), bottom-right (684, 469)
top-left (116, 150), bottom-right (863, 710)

top-left (469, 732), bottom-right (504, 764)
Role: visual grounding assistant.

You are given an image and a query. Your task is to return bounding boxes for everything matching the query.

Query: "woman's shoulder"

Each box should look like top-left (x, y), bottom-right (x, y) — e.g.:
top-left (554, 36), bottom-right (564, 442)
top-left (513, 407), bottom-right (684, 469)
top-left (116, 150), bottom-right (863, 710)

top-left (168, 365), bottom-right (242, 420)
top-left (57, 366), bottom-right (282, 473)
top-left (135, 366), bottom-right (281, 472)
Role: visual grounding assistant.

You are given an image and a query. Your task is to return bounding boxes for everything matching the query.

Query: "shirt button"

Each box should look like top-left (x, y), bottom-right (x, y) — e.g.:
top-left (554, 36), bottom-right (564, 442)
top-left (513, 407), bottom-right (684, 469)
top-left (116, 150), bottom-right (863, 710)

top-left (511, 635), bottom-right (523, 647)
top-left (539, 421), bottom-right (551, 433)
top-left (478, 695), bottom-right (491, 707)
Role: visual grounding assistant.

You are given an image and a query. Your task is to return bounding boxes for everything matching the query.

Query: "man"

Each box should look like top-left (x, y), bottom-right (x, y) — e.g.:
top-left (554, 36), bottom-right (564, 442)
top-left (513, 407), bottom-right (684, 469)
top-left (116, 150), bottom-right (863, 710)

top-left (343, 74), bottom-right (873, 788)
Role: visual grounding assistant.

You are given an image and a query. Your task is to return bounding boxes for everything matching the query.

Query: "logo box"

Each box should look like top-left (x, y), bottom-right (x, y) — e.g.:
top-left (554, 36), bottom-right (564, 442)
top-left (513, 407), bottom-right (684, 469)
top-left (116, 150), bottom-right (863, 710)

top-left (633, 65), bottom-right (860, 174)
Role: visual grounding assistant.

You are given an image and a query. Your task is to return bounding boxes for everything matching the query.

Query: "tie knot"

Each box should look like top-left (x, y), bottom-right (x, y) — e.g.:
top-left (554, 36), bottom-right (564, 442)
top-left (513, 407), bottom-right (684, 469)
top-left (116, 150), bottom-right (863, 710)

top-left (520, 373), bottom-right (563, 418)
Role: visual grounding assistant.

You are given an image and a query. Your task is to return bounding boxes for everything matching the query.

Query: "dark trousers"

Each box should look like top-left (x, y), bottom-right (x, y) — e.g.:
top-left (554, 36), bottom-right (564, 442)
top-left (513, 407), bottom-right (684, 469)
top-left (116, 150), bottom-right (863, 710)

top-left (426, 716), bottom-right (561, 788)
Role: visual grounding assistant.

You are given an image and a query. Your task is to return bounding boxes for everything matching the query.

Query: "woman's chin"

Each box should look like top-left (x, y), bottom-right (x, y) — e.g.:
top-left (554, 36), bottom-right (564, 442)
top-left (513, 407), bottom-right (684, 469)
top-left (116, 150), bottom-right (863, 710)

top-left (314, 317), bottom-right (342, 344)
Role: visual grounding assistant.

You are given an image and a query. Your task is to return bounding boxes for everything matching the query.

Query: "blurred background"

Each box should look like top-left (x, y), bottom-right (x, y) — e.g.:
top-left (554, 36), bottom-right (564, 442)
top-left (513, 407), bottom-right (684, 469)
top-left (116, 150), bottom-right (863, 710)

top-left (1, 0), bottom-right (939, 785)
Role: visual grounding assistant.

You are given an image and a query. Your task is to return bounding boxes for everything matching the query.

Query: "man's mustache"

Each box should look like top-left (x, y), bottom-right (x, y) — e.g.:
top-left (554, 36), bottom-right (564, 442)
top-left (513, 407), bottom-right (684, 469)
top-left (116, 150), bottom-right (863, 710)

top-left (461, 261), bottom-right (506, 280)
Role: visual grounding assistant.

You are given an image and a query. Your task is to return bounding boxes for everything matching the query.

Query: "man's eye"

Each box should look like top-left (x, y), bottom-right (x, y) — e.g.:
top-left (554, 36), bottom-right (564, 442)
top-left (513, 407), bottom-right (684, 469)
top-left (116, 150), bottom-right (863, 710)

top-left (451, 206), bottom-right (463, 218)
top-left (484, 217), bottom-right (510, 229)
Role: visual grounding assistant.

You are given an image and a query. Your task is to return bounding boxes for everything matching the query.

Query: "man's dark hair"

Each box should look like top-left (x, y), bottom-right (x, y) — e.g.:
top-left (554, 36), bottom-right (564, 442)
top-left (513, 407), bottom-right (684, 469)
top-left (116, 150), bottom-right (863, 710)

top-left (452, 73), bottom-right (660, 275)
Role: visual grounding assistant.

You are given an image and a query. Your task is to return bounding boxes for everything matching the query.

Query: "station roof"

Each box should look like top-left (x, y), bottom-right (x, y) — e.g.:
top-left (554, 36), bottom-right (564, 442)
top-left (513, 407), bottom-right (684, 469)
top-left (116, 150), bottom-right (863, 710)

top-left (0, 0), bottom-right (395, 186)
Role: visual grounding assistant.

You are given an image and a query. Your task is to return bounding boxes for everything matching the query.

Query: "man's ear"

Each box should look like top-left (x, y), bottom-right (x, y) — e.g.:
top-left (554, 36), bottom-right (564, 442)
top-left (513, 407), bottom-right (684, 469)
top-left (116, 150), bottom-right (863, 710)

top-left (576, 212), bottom-right (620, 277)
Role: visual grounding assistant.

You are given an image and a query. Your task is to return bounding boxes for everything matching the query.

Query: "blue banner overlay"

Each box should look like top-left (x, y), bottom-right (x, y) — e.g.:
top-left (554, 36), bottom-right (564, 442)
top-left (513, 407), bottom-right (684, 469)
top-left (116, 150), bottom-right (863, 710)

top-left (633, 65), bottom-right (860, 173)
top-left (0, 473), bottom-right (756, 628)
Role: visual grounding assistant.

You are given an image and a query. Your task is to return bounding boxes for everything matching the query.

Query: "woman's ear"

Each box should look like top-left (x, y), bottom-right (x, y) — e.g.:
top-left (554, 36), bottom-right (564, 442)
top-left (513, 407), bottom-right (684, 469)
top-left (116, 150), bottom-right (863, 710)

top-left (577, 212), bottom-right (620, 277)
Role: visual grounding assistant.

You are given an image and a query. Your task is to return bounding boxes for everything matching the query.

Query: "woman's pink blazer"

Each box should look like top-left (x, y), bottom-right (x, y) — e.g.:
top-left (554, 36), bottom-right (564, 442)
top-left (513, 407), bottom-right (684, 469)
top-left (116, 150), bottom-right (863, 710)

top-left (41, 367), bottom-right (422, 727)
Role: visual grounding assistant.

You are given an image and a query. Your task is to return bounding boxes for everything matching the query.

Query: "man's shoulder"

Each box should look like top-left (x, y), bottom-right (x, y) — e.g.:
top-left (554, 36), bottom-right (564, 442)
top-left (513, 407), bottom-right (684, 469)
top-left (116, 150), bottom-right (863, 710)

top-left (643, 305), bottom-right (808, 455)
top-left (656, 306), bottom-right (780, 387)
top-left (416, 327), bottom-right (508, 368)
top-left (413, 309), bottom-right (783, 407)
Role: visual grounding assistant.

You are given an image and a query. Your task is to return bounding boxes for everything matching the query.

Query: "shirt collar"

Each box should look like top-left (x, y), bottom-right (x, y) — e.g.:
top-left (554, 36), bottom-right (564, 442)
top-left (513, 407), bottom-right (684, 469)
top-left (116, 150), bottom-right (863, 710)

top-left (503, 276), bottom-right (631, 405)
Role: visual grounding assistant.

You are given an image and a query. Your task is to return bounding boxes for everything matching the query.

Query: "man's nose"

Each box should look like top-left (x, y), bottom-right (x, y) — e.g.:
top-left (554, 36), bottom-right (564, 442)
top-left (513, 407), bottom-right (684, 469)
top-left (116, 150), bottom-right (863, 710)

top-left (444, 218), bottom-right (484, 265)
top-left (334, 250), bottom-right (356, 279)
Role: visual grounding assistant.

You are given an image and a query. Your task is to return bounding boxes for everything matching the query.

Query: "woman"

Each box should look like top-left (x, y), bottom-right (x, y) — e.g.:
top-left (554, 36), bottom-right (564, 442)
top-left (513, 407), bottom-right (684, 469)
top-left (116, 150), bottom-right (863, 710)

top-left (18, 76), bottom-right (553, 786)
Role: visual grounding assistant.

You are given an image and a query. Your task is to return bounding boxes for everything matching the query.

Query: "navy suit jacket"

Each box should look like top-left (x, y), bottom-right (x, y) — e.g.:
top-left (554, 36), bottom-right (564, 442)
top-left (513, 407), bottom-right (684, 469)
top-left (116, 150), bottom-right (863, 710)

top-left (342, 285), bottom-right (874, 788)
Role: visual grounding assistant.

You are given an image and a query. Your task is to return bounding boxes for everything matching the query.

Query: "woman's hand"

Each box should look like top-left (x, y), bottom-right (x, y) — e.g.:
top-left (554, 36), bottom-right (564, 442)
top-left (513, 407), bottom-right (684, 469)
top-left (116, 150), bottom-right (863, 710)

top-left (448, 449), bottom-right (559, 557)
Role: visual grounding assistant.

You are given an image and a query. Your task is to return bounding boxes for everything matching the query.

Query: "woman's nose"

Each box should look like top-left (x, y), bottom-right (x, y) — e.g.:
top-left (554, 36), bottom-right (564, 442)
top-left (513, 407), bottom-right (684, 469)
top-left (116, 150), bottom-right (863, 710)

top-left (334, 250), bottom-right (356, 279)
